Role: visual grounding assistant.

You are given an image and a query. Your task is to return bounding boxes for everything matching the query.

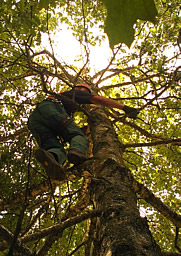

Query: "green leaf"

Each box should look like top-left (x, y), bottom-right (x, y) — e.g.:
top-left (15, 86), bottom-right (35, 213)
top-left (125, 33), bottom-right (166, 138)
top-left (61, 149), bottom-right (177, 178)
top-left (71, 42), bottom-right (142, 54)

top-left (39, 0), bottom-right (53, 9)
top-left (20, 0), bottom-right (25, 12)
top-left (102, 0), bottom-right (158, 48)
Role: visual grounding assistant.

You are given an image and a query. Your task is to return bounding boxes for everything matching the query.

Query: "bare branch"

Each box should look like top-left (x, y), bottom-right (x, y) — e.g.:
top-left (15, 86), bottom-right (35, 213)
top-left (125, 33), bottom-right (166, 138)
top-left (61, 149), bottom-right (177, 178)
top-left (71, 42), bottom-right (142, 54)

top-left (175, 227), bottom-right (181, 252)
top-left (139, 66), bottom-right (181, 111)
top-left (36, 233), bottom-right (63, 256)
top-left (92, 66), bottom-right (135, 83)
top-left (20, 209), bottom-right (102, 243)
top-left (68, 241), bottom-right (87, 256)
top-left (123, 138), bottom-right (181, 148)
top-left (0, 225), bottom-right (33, 256)
top-left (0, 181), bottom-right (57, 211)
top-left (7, 155), bottom-right (31, 256)
top-left (0, 127), bottom-right (29, 143)
top-left (71, 0), bottom-right (90, 84)
top-left (120, 119), bottom-right (168, 141)
top-left (95, 45), bottom-right (122, 87)
top-left (31, 50), bottom-right (74, 83)
top-left (162, 253), bottom-right (181, 256)
top-left (128, 174), bottom-right (181, 228)
top-left (100, 72), bottom-right (161, 90)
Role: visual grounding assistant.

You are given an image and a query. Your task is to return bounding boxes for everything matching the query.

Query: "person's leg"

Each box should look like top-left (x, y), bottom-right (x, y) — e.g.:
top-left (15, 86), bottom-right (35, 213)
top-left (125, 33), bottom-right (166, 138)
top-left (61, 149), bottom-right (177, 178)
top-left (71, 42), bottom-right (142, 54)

top-left (29, 101), bottom-right (72, 163)
top-left (28, 109), bottom-right (67, 165)
top-left (37, 100), bottom-right (89, 165)
top-left (30, 100), bottom-right (89, 165)
top-left (63, 123), bottom-right (89, 154)
top-left (28, 105), bottom-right (67, 180)
top-left (61, 121), bottom-right (89, 164)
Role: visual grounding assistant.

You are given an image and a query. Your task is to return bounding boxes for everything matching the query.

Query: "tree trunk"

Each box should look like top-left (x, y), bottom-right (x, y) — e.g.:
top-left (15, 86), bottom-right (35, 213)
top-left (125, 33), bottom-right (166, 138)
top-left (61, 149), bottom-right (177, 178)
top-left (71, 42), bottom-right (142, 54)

top-left (86, 107), bottom-right (162, 256)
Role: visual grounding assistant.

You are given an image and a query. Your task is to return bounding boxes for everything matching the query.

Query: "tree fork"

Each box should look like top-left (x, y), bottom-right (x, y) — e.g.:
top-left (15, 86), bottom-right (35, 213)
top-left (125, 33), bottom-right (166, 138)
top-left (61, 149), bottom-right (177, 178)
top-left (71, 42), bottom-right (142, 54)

top-left (87, 107), bottom-right (162, 256)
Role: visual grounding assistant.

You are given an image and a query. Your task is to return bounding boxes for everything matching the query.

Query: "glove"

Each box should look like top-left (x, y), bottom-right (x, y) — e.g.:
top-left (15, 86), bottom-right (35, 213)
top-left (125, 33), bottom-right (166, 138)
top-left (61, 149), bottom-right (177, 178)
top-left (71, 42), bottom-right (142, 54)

top-left (123, 106), bottom-right (138, 119)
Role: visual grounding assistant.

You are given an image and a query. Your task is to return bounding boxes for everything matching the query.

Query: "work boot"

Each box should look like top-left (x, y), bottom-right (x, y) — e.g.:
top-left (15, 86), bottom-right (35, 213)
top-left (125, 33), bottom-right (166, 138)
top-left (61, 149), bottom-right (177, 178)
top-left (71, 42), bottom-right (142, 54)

top-left (68, 149), bottom-right (88, 165)
top-left (35, 149), bottom-right (66, 181)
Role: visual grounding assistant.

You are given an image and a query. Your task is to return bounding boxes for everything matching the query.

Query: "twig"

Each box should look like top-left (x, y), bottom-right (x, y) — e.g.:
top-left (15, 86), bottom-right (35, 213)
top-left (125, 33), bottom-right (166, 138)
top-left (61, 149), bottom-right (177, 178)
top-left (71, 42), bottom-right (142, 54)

top-left (72, 0), bottom-right (90, 84)
top-left (123, 138), bottom-right (181, 148)
top-left (175, 227), bottom-right (181, 252)
top-left (128, 173), bottom-right (181, 228)
top-left (20, 209), bottom-right (102, 243)
top-left (100, 72), bottom-right (161, 90)
top-left (6, 205), bottom-right (29, 255)
top-left (31, 50), bottom-right (74, 84)
top-left (37, 232), bottom-right (63, 256)
top-left (68, 241), bottom-right (86, 256)
top-left (6, 137), bottom-right (32, 255)
top-left (120, 119), bottom-right (168, 141)
top-left (0, 225), bottom-right (33, 256)
top-left (138, 66), bottom-right (181, 111)
top-left (162, 252), bottom-right (181, 256)
top-left (96, 45), bottom-right (122, 87)
top-left (66, 225), bottom-right (76, 256)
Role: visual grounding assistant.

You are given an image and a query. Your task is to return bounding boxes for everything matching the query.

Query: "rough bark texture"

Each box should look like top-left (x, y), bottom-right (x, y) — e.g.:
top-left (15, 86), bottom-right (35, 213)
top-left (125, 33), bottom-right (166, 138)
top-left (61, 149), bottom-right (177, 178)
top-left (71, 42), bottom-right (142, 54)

top-left (87, 107), bottom-right (162, 256)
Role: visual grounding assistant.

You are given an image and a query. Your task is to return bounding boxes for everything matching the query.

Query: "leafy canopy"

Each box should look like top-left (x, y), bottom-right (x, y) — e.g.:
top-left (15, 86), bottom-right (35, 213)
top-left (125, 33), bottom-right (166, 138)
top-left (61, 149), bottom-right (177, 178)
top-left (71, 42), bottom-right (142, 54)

top-left (0, 0), bottom-right (181, 255)
top-left (0, 0), bottom-right (158, 48)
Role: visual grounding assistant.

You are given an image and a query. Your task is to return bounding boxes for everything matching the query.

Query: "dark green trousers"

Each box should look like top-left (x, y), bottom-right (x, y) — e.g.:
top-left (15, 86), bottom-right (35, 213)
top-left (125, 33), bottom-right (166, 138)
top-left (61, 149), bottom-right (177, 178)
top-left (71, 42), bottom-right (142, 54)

top-left (28, 100), bottom-right (89, 165)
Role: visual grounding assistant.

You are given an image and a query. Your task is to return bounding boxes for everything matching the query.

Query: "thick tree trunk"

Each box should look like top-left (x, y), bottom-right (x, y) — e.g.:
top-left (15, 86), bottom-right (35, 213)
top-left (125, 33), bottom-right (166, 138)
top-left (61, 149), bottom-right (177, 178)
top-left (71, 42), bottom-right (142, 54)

top-left (87, 107), bottom-right (161, 256)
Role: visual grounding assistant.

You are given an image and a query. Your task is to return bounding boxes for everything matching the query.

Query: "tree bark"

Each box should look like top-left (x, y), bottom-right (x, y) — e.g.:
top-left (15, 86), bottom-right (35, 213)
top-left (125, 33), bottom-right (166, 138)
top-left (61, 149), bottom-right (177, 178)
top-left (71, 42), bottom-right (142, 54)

top-left (87, 107), bottom-right (162, 256)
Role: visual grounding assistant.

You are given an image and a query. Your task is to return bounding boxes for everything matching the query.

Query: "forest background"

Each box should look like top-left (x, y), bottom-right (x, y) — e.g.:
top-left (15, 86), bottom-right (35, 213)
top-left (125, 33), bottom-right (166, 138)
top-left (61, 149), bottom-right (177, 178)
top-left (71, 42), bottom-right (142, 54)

top-left (0, 0), bottom-right (181, 255)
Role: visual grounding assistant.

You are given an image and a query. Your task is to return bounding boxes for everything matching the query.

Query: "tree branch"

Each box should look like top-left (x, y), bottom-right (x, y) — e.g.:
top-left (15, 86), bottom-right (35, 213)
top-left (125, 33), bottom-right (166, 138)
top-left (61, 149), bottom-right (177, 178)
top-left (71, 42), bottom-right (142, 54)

top-left (36, 233), bottom-right (63, 256)
top-left (162, 253), bottom-right (181, 256)
top-left (175, 227), bottom-right (181, 252)
top-left (68, 241), bottom-right (86, 256)
top-left (100, 72), bottom-right (161, 90)
top-left (128, 174), bottom-right (181, 228)
top-left (92, 66), bottom-right (135, 84)
top-left (120, 119), bottom-right (168, 141)
top-left (123, 138), bottom-right (181, 148)
top-left (36, 174), bottom-right (91, 255)
top-left (0, 180), bottom-right (57, 211)
top-left (0, 127), bottom-right (29, 142)
top-left (20, 209), bottom-right (102, 243)
top-left (31, 49), bottom-right (74, 83)
top-left (0, 225), bottom-right (33, 256)
top-left (95, 45), bottom-right (122, 87)
top-left (138, 66), bottom-right (181, 111)
top-left (7, 150), bottom-right (31, 255)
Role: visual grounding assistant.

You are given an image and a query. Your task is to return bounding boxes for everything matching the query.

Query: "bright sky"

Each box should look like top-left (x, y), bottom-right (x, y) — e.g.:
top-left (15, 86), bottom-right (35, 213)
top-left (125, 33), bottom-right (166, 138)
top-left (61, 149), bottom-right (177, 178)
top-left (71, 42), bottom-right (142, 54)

top-left (41, 24), bottom-right (113, 75)
top-left (41, 24), bottom-right (180, 81)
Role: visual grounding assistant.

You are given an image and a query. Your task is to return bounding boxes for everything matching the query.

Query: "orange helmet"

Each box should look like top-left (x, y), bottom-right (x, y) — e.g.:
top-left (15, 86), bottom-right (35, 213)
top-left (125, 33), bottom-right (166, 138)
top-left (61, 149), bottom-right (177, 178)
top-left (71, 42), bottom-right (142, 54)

top-left (75, 83), bottom-right (91, 93)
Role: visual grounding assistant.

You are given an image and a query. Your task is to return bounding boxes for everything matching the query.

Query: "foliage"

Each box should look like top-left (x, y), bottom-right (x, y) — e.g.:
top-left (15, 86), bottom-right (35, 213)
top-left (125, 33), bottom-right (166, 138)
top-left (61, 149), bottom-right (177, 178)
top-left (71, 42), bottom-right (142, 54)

top-left (103, 0), bottom-right (158, 48)
top-left (0, 0), bottom-right (181, 255)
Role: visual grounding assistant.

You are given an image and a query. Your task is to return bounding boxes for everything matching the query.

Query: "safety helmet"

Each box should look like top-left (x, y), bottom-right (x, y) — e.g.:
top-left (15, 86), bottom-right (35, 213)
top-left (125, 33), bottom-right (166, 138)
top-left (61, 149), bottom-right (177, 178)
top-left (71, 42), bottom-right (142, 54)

top-left (75, 83), bottom-right (91, 93)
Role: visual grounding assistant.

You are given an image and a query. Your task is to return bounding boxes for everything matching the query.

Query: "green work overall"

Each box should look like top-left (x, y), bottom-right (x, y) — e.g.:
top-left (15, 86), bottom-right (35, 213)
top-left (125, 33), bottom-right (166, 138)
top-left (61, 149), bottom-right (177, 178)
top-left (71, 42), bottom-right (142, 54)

top-left (28, 100), bottom-right (89, 165)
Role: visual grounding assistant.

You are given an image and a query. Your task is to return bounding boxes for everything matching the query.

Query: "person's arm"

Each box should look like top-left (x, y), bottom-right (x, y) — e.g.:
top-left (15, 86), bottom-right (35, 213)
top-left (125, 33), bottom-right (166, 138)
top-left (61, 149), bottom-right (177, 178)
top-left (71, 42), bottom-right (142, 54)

top-left (90, 95), bottom-right (124, 109)
top-left (90, 95), bottom-right (138, 118)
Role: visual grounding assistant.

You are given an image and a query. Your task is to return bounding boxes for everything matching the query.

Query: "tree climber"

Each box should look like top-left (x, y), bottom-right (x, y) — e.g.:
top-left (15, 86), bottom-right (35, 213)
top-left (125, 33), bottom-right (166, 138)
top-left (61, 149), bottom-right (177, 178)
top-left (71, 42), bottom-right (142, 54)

top-left (28, 83), bottom-right (138, 180)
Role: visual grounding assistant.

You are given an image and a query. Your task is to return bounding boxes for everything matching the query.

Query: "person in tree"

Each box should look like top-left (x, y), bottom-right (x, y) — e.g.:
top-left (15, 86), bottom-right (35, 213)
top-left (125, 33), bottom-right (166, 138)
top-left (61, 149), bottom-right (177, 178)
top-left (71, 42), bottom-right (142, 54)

top-left (28, 83), bottom-right (138, 180)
